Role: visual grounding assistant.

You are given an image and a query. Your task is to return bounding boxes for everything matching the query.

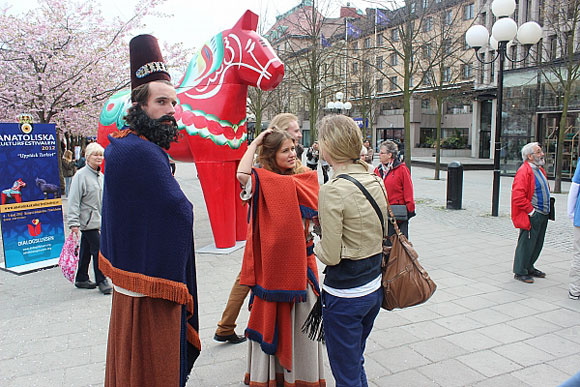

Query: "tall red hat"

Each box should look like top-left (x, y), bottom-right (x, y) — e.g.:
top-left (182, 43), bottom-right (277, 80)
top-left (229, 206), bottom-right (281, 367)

top-left (129, 34), bottom-right (171, 89)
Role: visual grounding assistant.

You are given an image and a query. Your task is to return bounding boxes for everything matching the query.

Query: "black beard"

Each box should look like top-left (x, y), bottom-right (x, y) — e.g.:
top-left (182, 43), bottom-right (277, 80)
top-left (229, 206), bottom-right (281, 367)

top-left (124, 105), bottom-right (179, 150)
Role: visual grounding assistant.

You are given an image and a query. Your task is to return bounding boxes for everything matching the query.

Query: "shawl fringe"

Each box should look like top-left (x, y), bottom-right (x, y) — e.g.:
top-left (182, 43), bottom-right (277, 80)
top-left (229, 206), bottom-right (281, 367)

top-left (300, 205), bottom-right (318, 220)
top-left (100, 253), bottom-right (201, 351)
top-left (250, 285), bottom-right (307, 303)
top-left (246, 327), bottom-right (278, 355)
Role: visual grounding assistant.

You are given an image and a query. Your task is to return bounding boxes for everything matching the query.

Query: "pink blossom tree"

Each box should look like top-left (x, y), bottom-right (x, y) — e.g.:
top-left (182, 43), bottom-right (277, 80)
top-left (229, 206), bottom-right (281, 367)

top-left (0, 0), bottom-right (189, 137)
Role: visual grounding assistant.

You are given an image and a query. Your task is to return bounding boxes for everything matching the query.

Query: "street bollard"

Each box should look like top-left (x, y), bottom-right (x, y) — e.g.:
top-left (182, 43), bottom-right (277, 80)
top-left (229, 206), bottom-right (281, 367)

top-left (447, 161), bottom-right (463, 210)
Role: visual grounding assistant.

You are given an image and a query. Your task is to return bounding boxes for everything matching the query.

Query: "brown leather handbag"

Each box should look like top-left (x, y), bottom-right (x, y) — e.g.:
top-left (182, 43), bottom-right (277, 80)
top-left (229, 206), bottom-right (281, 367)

top-left (336, 174), bottom-right (436, 311)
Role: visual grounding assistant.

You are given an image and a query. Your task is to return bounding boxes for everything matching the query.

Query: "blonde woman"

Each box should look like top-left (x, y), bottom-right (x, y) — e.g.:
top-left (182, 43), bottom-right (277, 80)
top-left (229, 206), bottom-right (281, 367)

top-left (315, 115), bottom-right (387, 387)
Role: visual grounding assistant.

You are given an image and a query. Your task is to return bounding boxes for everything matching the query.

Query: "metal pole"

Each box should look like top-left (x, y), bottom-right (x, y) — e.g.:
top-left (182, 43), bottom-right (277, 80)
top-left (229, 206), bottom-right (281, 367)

top-left (491, 41), bottom-right (506, 217)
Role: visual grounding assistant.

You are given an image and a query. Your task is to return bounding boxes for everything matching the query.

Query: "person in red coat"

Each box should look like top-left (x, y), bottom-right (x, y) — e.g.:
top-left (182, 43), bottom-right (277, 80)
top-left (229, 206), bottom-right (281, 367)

top-left (374, 140), bottom-right (415, 237)
top-left (511, 142), bottom-right (550, 283)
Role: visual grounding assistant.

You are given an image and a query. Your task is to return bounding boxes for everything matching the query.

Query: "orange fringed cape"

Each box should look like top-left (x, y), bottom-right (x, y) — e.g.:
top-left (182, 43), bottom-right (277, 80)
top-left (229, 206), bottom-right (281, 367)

top-left (99, 130), bottom-right (201, 376)
top-left (240, 168), bottom-right (320, 371)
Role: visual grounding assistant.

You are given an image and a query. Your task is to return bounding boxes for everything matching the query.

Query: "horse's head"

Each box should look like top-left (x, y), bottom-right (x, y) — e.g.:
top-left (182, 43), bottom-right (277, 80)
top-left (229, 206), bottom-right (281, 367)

top-left (177, 10), bottom-right (284, 95)
top-left (13, 178), bottom-right (26, 189)
top-left (35, 178), bottom-right (45, 186)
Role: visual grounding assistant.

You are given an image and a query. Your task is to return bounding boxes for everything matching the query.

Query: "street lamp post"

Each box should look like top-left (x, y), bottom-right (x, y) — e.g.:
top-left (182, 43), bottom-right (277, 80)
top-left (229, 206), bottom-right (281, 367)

top-left (326, 92), bottom-right (353, 115)
top-left (466, 0), bottom-right (542, 217)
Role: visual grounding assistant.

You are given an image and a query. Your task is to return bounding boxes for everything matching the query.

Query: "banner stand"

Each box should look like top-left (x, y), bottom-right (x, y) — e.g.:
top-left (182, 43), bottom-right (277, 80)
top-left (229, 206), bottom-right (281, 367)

top-left (0, 259), bottom-right (58, 275)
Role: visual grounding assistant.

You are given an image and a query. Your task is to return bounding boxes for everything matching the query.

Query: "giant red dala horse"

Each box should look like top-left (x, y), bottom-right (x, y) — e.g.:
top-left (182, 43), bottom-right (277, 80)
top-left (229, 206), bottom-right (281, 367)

top-left (98, 11), bottom-right (284, 248)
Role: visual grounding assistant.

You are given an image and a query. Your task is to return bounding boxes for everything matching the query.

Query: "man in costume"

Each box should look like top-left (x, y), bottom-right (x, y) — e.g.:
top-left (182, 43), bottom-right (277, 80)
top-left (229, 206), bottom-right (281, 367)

top-left (511, 142), bottom-right (549, 284)
top-left (99, 35), bottom-right (200, 386)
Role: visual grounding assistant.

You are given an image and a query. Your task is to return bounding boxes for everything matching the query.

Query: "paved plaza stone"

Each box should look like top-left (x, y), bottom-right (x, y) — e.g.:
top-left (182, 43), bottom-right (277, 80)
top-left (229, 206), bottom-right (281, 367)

top-left (1, 160), bottom-right (579, 386)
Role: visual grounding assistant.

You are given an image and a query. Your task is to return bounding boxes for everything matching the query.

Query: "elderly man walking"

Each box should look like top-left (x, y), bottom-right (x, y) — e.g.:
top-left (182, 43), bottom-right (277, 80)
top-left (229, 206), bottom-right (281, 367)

top-left (511, 142), bottom-right (550, 284)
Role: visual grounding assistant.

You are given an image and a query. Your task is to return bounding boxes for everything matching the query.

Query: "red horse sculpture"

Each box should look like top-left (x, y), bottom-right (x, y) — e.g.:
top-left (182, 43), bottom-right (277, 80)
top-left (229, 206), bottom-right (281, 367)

top-left (1, 178), bottom-right (26, 205)
top-left (98, 10), bottom-right (284, 248)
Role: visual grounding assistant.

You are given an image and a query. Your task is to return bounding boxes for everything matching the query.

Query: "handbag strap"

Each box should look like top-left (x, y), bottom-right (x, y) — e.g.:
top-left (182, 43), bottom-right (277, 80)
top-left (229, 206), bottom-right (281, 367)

top-left (336, 174), bottom-right (404, 237)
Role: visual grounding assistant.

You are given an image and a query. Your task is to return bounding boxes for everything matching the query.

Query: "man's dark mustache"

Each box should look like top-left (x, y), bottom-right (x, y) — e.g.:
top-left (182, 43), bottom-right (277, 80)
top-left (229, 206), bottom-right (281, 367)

top-left (157, 115), bottom-right (177, 126)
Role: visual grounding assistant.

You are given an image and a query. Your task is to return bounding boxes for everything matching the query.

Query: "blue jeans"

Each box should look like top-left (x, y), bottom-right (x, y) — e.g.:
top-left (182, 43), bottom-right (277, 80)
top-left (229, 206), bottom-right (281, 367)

top-left (559, 370), bottom-right (580, 387)
top-left (322, 287), bottom-right (382, 387)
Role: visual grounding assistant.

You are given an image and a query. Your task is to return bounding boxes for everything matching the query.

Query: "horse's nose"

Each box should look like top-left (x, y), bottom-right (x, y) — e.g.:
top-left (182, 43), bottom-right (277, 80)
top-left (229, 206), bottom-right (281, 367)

top-left (262, 61), bottom-right (284, 91)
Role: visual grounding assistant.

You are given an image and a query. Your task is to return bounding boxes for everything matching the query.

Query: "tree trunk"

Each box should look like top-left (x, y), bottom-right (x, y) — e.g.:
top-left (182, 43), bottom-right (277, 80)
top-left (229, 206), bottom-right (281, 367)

top-left (555, 88), bottom-right (571, 193)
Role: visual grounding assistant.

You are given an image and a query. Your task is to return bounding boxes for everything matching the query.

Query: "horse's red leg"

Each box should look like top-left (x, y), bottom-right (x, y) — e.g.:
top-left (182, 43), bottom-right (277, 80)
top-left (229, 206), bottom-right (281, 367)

top-left (1, 193), bottom-right (6, 205)
top-left (195, 161), bottom-right (237, 248)
top-left (14, 194), bottom-right (21, 203)
top-left (234, 160), bottom-right (248, 242)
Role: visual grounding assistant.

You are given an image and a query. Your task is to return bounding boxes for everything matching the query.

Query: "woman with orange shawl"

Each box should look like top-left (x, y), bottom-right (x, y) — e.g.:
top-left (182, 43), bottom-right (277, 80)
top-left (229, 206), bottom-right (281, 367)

top-left (237, 128), bottom-right (326, 387)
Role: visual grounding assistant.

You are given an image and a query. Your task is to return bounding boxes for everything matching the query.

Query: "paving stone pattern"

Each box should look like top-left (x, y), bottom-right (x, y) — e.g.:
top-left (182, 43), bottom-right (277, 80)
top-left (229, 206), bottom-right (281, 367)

top-left (1, 161), bottom-right (579, 386)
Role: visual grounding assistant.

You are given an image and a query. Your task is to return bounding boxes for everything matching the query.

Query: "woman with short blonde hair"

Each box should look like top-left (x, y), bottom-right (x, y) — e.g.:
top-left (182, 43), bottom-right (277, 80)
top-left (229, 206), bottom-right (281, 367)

top-left (315, 114), bottom-right (387, 386)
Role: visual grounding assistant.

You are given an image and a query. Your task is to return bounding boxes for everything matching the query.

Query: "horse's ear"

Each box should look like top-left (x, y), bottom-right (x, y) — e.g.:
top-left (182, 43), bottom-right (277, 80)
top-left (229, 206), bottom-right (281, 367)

top-left (232, 10), bottom-right (258, 32)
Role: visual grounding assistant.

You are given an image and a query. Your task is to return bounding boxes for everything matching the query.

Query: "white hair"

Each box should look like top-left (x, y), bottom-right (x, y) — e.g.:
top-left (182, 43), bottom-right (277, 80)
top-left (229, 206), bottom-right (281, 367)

top-left (85, 142), bottom-right (104, 158)
top-left (521, 142), bottom-right (539, 161)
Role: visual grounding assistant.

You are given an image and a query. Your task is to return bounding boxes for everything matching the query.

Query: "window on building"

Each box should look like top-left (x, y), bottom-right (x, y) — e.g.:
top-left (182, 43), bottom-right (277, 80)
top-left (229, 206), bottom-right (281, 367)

top-left (424, 17), bottom-right (433, 32)
top-left (377, 34), bottom-right (384, 45)
top-left (364, 38), bottom-right (371, 49)
top-left (353, 62), bottom-right (359, 74)
top-left (490, 55), bottom-right (495, 83)
top-left (480, 11), bottom-right (487, 25)
top-left (391, 28), bottom-right (399, 41)
top-left (549, 35), bottom-right (557, 59)
top-left (538, 0), bottom-right (544, 24)
top-left (377, 78), bottom-right (383, 93)
top-left (351, 83), bottom-right (359, 97)
top-left (389, 53), bottom-right (398, 66)
top-left (376, 55), bottom-right (383, 69)
top-left (443, 39), bottom-right (452, 55)
top-left (461, 63), bottom-right (473, 79)
top-left (423, 0), bottom-right (429, 8)
top-left (464, 3), bottom-right (474, 19)
top-left (565, 31), bottom-right (573, 55)
top-left (444, 10), bottom-right (453, 24)
top-left (536, 39), bottom-right (543, 65)
top-left (463, 34), bottom-right (470, 50)
top-left (390, 76), bottom-right (398, 90)
top-left (410, 3), bottom-right (416, 13)
top-left (442, 67), bottom-right (451, 82)
top-left (423, 71), bottom-right (433, 85)
top-left (423, 44), bottom-right (432, 59)
top-left (409, 76), bottom-right (414, 87)
top-left (510, 45), bottom-right (517, 68)
top-left (421, 98), bottom-right (431, 109)
top-left (353, 41), bottom-right (359, 50)
top-left (479, 53), bottom-right (486, 83)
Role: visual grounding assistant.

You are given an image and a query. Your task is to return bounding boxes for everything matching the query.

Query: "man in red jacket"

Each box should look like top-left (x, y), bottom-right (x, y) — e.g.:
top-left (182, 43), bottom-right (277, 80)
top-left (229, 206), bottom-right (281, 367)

top-left (511, 142), bottom-right (550, 283)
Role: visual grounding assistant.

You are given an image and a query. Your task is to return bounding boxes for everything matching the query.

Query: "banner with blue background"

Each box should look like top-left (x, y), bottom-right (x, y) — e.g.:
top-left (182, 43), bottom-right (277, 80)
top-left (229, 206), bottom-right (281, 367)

top-left (0, 121), bottom-right (65, 269)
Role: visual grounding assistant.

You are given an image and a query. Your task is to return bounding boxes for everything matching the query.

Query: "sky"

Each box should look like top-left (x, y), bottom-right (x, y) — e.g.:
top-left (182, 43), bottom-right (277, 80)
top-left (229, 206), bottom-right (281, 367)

top-left (3, 0), bottom-right (378, 51)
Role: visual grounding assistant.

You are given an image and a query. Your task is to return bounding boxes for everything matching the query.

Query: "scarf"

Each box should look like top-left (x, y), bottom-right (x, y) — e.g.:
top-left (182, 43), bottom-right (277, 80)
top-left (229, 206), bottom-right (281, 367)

top-left (240, 168), bottom-right (320, 370)
top-left (99, 130), bottom-right (201, 369)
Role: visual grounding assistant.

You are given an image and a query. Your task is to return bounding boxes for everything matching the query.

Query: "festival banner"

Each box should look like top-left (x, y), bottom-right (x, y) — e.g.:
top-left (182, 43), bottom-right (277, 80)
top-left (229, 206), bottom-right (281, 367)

top-left (0, 120), bottom-right (65, 271)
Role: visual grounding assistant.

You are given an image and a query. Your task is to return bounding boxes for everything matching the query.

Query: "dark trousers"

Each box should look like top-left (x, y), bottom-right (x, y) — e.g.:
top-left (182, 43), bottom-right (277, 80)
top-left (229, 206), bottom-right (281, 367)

top-left (76, 229), bottom-right (106, 284)
top-left (322, 288), bottom-right (382, 387)
top-left (513, 212), bottom-right (548, 276)
top-left (388, 219), bottom-right (409, 239)
top-left (322, 165), bottom-right (330, 183)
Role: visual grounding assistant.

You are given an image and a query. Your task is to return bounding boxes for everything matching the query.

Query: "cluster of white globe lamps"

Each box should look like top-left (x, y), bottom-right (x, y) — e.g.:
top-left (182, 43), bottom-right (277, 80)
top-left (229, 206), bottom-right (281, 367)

top-left (466, 0), bottom-right (542, 52)
top-left (326, 92), bottom-right (352, 112)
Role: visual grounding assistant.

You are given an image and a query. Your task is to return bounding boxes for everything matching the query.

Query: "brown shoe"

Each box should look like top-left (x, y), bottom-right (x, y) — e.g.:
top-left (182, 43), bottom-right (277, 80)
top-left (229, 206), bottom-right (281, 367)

top-left (213, 333), bottom-right (246, 344)
top-left (514, 274), bottom-right (534, 283)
